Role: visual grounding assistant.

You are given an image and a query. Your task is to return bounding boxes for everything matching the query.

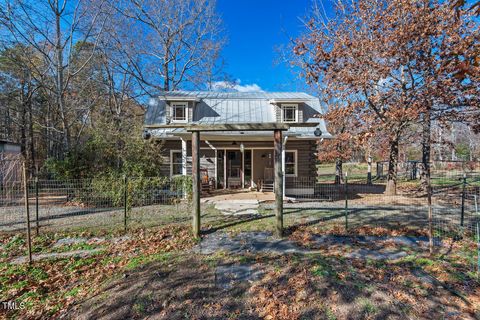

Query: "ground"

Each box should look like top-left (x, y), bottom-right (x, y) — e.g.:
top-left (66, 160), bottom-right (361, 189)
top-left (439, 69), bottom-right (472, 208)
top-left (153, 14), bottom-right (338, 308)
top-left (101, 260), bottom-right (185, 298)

top-left (1, 197), bottom-right (479, 320)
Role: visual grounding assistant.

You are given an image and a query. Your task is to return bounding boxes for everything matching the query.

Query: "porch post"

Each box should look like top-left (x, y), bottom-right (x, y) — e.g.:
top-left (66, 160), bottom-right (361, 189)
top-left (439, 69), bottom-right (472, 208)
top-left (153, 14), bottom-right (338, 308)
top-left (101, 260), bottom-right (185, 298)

top-left (282, 136), bottom-right (288, 199)
top-left (192, 131), bottom-right (201, 238)
top-left (181, 138), bottom-right (187, 176)
top-left (274, 129), bottom-right (284, 237)
top-left (223, 149), bottom-right (227, 189)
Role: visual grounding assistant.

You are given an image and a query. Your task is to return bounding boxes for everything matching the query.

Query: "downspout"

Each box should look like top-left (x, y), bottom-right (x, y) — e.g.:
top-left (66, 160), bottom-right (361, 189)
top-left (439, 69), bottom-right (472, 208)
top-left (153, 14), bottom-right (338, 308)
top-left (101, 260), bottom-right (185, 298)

top-left (205, 140), bottom-right (217, 188)
top-left (282, 136), bottom-right (288, 199)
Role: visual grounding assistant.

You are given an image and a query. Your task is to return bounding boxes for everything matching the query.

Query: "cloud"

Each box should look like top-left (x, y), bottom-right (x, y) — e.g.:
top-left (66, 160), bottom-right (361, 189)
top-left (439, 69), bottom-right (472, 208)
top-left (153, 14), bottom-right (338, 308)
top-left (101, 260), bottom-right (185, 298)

top-left (211, 80), bottom-right (263, 93)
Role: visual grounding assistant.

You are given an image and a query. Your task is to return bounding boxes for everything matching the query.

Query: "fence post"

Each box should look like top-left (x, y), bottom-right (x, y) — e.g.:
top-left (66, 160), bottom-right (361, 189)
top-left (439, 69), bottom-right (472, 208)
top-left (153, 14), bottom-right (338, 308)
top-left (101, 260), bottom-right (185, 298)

top-left (427, 173), bottom-right (433, 254)
top-left (477, 221), bottom-right (479, 278)
top-left (367, 156), bottom-right (372, 185)
top-left (35, 177), bottom-right (39, 236)
top-left (22, 163), bottom-right (32, 264)
top-left (123, 175), bottom-right (128, 232)
top-left (344, 171), bottom-right (348, 231)
top-left (460, 173), bottom-right (466, 228)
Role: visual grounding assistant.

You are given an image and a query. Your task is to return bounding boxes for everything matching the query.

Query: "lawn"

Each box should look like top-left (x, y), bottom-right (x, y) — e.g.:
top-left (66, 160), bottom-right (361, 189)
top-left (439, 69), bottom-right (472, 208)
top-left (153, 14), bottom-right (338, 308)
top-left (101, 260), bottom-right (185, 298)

top-left (1, 202), bottom-right (479, 319)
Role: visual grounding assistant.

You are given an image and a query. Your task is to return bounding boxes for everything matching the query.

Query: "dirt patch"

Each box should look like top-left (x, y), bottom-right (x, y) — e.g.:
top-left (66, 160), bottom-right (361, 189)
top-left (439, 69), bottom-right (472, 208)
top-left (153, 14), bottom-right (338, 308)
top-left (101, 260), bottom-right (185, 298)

top-left (67, 257), bottom-right (260, 320)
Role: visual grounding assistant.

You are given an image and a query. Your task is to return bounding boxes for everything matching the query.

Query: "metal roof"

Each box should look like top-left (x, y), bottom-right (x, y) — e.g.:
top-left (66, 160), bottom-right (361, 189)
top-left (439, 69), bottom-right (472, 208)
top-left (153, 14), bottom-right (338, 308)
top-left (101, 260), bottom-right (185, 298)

top-left (144, 91), bottom-right (331, 139)
top-left (158, 90), bottom-right (318, 100)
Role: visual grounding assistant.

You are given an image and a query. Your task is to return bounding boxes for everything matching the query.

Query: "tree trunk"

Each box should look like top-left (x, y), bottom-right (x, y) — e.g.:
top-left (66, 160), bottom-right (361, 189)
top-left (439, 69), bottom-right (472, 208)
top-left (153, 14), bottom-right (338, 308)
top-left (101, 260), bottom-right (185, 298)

top-left (385, 134), bottom-right (399, 196)
top-left (335, 159), bottom-right (343, 184)
top-left (28, 102), bottom-right (36, 175)
top-left (55, 5), bottom-right (70, 153)
top-left (163, 42), bottom-right (170, 91)
top-left (420, 109), bottom-right (431, 192)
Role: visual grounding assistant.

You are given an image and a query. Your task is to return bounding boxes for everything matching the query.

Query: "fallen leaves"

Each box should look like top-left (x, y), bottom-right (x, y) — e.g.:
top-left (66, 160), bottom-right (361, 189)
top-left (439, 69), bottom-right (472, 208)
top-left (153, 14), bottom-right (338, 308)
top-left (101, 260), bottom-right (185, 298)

top-left (0, 225), bottom-right (196, 319)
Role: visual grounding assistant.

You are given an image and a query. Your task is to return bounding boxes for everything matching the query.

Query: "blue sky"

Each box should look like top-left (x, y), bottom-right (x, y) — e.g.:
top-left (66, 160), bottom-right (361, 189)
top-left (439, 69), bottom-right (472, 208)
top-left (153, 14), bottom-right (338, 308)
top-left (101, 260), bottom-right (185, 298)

top-left (217, 0), bottom-right (332, 92)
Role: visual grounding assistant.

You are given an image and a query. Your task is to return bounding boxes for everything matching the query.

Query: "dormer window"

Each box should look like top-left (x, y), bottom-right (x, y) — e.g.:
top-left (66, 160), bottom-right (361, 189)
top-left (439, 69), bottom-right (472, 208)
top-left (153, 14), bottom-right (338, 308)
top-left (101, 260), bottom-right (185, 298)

top-left (172, 102), bottom-right (188, 123)
top-left (281, 104), bottom-right (298, 123)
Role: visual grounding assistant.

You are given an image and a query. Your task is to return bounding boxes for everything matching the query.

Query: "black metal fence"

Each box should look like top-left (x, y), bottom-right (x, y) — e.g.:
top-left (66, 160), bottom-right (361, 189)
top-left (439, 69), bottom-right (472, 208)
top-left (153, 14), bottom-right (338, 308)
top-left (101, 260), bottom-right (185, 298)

top-left (1, 173), bottom-right (479, 274)
top-left (0, 176), bottom-right (190, 234)
top-left (286, 175), bottom-right (480, 236)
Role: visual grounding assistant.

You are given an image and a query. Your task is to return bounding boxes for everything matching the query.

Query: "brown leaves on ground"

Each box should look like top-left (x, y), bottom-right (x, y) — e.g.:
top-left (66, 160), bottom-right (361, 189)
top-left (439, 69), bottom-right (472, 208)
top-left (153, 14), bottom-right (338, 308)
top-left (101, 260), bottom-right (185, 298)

top-left (249, 266), bottom-right (316, 320)
top-left (1, 225), bottom-right (195, 319)
top-left (289, 225), bottom-right (428, 242)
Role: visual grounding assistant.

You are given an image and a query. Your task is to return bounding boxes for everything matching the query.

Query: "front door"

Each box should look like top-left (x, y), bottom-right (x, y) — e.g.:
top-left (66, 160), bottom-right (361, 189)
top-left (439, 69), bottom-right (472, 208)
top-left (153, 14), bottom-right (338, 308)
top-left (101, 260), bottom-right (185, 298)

top-left (227, 151), bottom-right (242, 188)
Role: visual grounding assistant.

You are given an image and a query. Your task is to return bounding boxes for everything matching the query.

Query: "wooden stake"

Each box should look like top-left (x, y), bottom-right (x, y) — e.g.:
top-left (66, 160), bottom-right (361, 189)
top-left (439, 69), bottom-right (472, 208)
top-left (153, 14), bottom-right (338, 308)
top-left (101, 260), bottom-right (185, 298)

top-left (427, 169), bottom-right (433, 254)
top-left (274, 129), bottom-right (283, 237)
top-left (124, 175), bottom-right (128, 232)
top-left (192, 131), bottom-right (201, 238)
top-left (22, 163), bottom-right (32, 264)
top-left (345, 172), bottom-right (349, 231)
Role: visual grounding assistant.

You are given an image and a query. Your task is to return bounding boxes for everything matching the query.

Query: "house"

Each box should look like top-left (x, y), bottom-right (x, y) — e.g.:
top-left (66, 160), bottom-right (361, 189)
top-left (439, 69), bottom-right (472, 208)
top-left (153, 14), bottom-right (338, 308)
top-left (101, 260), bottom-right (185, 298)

top-left (143, 91), bottom-right (331, 196)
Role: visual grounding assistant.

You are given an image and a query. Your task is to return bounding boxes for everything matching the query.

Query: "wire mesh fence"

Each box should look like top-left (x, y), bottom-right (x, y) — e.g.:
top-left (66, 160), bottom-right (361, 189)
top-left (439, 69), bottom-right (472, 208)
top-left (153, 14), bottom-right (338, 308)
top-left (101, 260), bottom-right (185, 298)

top-left (1, 171), bottom-right (479, 275)
top-left (280, 174), bottom-right (480, 276)
top-left (0, 176), bottom-right (190, 235)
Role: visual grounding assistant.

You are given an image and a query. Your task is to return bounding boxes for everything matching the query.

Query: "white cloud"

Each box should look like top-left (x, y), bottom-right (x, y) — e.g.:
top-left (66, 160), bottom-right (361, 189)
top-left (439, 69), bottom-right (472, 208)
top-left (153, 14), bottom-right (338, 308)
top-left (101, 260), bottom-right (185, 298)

top-left (211, 80), bottom-right (263, 93)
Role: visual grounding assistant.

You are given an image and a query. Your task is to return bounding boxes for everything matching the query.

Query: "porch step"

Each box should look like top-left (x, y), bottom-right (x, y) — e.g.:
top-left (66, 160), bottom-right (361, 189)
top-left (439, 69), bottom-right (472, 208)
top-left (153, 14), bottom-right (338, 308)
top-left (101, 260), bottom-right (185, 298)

top-left (261, 181), bottom-right (274, 192)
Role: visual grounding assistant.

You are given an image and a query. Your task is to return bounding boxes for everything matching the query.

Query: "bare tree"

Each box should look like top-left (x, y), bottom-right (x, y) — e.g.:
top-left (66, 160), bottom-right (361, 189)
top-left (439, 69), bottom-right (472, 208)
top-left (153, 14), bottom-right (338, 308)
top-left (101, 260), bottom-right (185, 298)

top-left (105, 0), bottom-right (225, 92)
top-left (0, 0), bottom-right (109, 154)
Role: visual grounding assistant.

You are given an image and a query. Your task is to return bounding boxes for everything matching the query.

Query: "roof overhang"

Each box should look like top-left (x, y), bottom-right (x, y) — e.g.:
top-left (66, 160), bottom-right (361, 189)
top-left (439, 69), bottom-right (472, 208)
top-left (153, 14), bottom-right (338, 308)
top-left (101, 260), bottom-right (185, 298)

top-left (144, 122), bottom-right (319, 132)
top-left (159, 95), bottom-right (201, 102)
top-left (269, 98), bottom-right (310, 104)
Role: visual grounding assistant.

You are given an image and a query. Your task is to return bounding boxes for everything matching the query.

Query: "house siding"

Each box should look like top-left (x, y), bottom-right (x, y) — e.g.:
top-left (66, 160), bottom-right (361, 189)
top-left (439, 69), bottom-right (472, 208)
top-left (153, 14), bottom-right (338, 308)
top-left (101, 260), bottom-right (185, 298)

top-left (157, 139), bottom-right (317, 189)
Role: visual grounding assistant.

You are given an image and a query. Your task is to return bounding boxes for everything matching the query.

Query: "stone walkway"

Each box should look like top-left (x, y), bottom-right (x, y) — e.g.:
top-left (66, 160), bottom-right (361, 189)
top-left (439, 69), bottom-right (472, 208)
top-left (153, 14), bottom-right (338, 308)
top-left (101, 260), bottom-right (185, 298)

top-left (215, 264), bottom-right (264, 290)
top-left (11, 249), bottom-right (102, 264)
top-left (10, 236), bottom-right (130, 264)
top-left (197, 232), bottom-right (310, 255)
top-left (212, 199), bottom-right (261, 215)
top-left (196, 232), bottom-right (444, 262)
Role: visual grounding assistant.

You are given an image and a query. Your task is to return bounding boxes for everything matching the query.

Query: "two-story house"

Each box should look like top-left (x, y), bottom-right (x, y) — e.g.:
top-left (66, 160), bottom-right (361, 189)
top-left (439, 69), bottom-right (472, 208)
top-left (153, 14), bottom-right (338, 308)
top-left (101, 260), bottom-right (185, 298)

top-left (143, 91), bottom-right (331, 196)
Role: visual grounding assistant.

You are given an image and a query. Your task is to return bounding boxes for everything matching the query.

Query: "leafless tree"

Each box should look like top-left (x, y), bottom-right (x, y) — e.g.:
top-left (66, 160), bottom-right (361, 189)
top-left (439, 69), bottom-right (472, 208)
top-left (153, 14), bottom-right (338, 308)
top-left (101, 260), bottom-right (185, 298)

top-left (0, 0), bottom-right (109, 153)
top-left (104, 0), bottom-right (225, 92)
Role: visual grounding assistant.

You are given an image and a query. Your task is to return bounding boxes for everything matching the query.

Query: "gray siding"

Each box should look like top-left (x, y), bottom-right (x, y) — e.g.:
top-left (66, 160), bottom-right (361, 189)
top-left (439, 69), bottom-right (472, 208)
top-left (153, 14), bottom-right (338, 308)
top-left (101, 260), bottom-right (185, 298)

top-left (159, 139), bottom-right (317, 188)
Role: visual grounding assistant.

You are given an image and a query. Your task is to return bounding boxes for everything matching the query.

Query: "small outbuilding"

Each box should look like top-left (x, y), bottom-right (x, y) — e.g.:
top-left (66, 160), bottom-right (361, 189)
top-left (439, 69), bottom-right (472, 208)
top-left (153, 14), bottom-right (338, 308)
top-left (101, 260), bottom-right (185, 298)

top-left (0, 140), bottom-right (22, 184)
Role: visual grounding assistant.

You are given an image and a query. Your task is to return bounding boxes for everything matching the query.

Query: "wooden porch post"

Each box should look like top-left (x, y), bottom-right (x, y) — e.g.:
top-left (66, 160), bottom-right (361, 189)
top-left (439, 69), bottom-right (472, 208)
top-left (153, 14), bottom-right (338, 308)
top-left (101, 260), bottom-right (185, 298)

top-left (274, 129), bottom-right (284, 237)
top-left (192, 131), bottom-right (201, 238)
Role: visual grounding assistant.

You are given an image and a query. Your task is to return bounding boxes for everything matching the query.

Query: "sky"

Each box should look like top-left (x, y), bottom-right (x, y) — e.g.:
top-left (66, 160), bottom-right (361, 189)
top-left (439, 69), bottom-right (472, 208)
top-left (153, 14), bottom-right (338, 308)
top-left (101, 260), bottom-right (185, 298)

top-left (216, 0), bottom-right (332, 92)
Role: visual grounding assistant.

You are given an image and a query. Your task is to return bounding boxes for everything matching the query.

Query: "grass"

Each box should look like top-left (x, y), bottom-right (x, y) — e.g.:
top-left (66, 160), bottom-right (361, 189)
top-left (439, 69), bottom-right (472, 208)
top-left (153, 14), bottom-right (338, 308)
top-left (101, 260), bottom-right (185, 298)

top-left (1, 194), bottom-right (479, 318)
top-left (124, 252), bottom-right (172, 270)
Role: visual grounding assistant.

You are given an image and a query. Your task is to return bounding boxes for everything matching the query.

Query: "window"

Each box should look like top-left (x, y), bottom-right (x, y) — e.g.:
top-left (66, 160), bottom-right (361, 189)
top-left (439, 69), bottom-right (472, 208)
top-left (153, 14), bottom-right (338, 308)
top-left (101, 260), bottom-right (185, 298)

top-left (281, 104), bottom-right (298, 123)
top-left (285, 150), bottom-right (297, 176)
top-left (171, 150), bottom-right (183, 176)
top-left (171, 102), bottom-right (188, 122)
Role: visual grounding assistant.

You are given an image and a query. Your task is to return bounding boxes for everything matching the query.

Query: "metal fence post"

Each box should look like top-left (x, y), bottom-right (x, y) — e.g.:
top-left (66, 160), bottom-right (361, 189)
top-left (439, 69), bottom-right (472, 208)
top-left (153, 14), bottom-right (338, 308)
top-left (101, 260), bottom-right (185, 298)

top-left (367, 156), bottom-right (372, 185)
top-left (460, 173), bottom-right (466, 227)
top-left (124, 175), bottom-right (128, 232)
top-left (35, 177), bottom-right (39, 236)
top-left (477, 221), bottom-right (479, 278)
top-left (345, 171), bottom-right (348, 231)
top-left (22, 163), bottom-right (32, 264)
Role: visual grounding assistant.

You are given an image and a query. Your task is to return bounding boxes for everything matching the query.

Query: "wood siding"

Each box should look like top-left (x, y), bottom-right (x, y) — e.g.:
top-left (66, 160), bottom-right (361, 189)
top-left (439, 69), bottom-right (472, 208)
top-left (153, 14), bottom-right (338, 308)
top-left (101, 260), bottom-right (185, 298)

top-left (158, 139), bottom-right (317, 188)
